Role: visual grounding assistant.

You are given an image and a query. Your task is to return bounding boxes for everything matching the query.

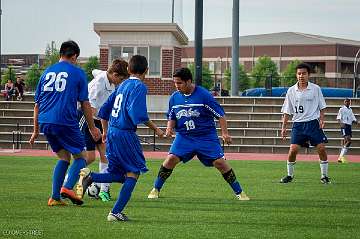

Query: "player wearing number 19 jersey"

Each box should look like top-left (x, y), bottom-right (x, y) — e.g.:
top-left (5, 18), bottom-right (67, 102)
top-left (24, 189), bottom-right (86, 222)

top-left (280, 62), bottom-right (330, 184)
top-left (147, 67), bottom-right (249, 201)
top-left (29, 40), bottom-right (101, 206)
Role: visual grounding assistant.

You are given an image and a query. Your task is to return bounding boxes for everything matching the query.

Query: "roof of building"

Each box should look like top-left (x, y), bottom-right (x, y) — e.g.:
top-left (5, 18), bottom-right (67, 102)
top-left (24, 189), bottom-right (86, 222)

top-left (94, 23), bottom-right (188, 45)
top-left (186, 32), bottom-right (360, 47)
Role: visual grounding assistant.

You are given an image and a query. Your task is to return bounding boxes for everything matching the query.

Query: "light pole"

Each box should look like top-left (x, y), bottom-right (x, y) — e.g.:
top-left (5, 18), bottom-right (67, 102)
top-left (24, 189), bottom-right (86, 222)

top-left (353, 49), bottom-right (360, 98)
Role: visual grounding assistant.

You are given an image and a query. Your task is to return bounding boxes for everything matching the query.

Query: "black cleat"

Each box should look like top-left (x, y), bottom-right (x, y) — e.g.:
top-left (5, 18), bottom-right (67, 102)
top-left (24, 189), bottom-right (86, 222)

top-left (320, 176), bottom-right (331, 184)
top-left (280, 175), bottom-right (293, 183)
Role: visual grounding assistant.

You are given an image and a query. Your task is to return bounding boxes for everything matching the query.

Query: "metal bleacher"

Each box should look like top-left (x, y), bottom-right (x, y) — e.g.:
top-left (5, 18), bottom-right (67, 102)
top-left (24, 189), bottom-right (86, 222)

top-left (0, 95), bottom-right (359, 154)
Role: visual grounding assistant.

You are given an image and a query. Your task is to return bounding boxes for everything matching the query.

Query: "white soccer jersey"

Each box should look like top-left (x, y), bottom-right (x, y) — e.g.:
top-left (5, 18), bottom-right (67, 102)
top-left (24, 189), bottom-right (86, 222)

top-left (281, 82), bottom-right (326, 122)
top-left (88, 70), bottom-right (115, 119)
top-left (337, 105), bottom-right (357, 125)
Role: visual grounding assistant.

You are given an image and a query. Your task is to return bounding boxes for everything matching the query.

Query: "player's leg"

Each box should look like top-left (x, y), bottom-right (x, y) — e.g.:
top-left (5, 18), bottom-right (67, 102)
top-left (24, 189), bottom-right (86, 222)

top-left (213, 158), bottom-right (250, 200)
top-left (107, 172), bottom-right (139, 222)
top-left (148, 154), bottom-right (181, 199)
top-left (97, 143), bottom-right (111, 202)
top-left (338, 126), bottom-right (351, 163)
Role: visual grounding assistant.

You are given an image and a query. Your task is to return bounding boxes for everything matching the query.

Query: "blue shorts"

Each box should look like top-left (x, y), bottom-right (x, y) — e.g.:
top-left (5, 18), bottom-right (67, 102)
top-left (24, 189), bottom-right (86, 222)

top-left (291, 120), bottom-right (328, 146)
top-left (40, 123), bottom-right (85, 154)
top-left (105, 127), bottom-right (148, 175)
top-left (169, 133), bottom-right (224, 167)
top-left (78, 111), bottom-right (103, 151)
top-left (341, 124), bottom-right (352, 137)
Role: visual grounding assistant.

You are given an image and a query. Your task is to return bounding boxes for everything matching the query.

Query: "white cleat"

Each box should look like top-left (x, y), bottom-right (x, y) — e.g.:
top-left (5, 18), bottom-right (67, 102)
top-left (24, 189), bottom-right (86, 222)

top-left (147, 188), bottom-right (160, 199)
top-left (236, 192), bottom-right (250, 201)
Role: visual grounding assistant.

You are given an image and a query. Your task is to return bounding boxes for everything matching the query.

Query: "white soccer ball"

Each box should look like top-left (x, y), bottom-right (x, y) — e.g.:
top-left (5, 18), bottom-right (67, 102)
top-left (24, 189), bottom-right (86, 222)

top-left (86, 183), bottom-right (100, 199)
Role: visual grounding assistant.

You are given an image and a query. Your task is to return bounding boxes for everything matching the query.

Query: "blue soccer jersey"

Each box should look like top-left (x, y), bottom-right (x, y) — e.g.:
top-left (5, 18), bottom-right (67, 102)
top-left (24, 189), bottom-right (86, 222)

top-left (98, 77), bottom-right (149, 130)
top-left (35, 61), bottom-right (88, 126)
top-left (168, 86), bottom-right (225, 135)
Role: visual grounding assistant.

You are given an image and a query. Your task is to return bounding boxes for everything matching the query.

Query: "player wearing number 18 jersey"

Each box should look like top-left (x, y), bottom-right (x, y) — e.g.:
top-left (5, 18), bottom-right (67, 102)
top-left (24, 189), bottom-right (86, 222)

top-left (280, 62), bottom-right (330, 184)
top-left (29, 40), bottom-right (101, 206)
top-left (147, 67), bottom-right (249, 201)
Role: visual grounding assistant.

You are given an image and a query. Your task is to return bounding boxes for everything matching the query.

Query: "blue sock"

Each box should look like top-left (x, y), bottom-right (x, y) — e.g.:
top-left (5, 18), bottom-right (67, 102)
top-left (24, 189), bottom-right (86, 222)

top-left (154, 177), bottom-right (165, 191)
top-left (52, 160), bottom-right (69, 200)
top-left (63, 158), bottom-right (86, 189)
top-left (112, 177), bottom-right (137, 214)
top-left (91, 172), bottom-right (125, 183)
top-left (231, 181), bottom-right (242, 195)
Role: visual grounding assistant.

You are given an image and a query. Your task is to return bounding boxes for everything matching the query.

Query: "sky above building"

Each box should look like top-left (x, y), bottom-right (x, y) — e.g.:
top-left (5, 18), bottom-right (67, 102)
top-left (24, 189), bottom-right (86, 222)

top-left (2, 0), bottom-right (360, 57)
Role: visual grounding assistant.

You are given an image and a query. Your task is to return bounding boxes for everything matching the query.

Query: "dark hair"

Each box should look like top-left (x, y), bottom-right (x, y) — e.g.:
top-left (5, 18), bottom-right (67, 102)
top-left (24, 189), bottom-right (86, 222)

top-left (128, 55), bottom-right (148, 75)
top-left (173, 67), bottom-right (192, 81)
top-left (108, 59), bottom-right (129, 78)
top-left (296, 62), bottom-right (312, 74)
top-left (60, 40), bottom-right (80, 58)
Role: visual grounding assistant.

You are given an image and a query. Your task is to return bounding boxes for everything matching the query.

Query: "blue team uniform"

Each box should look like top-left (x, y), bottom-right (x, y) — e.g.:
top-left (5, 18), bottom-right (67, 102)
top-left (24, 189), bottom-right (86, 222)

top-left (168, 86), bottom-right (225, 166)
top-left (35, 61), bottom-right (88, 154)
top-left (98, 77), bottom-right (149, 175)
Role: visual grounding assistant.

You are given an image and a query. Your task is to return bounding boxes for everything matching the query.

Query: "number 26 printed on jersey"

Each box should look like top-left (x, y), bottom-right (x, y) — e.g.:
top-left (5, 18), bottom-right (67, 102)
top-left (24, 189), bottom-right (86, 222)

top-left (43, 72), bottom-right (68, 92)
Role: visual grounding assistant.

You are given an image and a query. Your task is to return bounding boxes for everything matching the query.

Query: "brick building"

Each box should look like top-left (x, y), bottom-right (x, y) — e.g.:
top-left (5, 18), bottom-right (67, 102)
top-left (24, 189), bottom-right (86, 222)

top-left (94, 23), bottom-right (188, 95)
top-left (182, 32), bottom-right (360, 89)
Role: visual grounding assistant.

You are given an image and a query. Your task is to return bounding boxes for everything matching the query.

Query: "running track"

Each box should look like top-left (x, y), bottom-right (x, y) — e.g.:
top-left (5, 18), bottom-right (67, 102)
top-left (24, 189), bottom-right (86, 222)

top-left (0, 149), bottom-right (359, 162)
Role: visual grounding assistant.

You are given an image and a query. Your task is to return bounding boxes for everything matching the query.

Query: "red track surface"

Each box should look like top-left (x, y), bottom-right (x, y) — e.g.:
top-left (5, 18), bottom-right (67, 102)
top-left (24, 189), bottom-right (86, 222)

top-left (0, 149), bottom-right (359, 162)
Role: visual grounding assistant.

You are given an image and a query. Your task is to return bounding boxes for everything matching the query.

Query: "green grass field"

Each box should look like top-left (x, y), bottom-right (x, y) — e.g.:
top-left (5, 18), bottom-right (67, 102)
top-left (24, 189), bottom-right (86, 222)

top-left (1, 156), bottom-right (360, 239)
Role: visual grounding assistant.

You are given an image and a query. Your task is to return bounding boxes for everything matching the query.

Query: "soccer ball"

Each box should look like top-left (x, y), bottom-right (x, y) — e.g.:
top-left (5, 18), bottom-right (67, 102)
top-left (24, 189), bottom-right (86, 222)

top-left (86, 183), bottom-right (100, 199)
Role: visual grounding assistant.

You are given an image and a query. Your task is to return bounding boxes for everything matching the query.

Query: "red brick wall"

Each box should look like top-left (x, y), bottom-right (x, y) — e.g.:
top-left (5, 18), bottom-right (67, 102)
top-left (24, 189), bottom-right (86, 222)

top-left (144, 77), bottom-right (175, 95)
top-left (162, 49), bottom-right (173, 78)
top-left (100, 48), bottom-right (109, 70)
top-left (173, 47), bottom-right (182, 72)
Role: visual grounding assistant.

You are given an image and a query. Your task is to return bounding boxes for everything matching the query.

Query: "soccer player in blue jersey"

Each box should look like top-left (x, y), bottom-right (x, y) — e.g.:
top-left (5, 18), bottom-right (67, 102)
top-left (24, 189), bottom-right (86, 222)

top-left (77, 55), bottom-right (165, 221)
top-left (29, 40), bottom-right (101, 206)
top-left (147, 67), bottom-right (249, 201)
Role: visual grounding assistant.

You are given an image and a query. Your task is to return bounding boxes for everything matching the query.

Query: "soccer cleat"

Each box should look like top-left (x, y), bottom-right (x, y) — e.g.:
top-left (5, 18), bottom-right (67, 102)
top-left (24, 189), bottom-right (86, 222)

top-left (320, 176), bottom-right (331, 184)
top-left (76, 168), bottom-right (93, 199)
top-left (47, 198), bottom-right (67, 206)
top-left (337, 156), bottom-right (348, 164)
top-left (60, 187), bottom-right (83, 205)
top-left (147, 188), bottom-right (160, 199)
top-left (280, 175), bottom-right (293, 183)
top-left (107, 212), bottom-right (129, 222)
top-left (236, 192), bottom-right (250, 201)
top-left (99, 191), bottom-right (111, 202)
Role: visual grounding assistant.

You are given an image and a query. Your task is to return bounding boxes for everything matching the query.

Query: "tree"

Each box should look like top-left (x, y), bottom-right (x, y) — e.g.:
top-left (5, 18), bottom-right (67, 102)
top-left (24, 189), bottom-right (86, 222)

top-left (250, 56), bottom-right (280, 87)
top-left (224, 64), bottom-right (250, 91)
top-left (281, 59), bottom-right (301, 86)
top-left (187, 63), bottom-right (213, 90)
top-left (82, 56), bottom-right (99, 81)
top-left (43, 41), bottom-right (60, 68)
top-left (25, 64), bottom-right (42, 90)
top-left (1, 67), bottom-right (17, 85)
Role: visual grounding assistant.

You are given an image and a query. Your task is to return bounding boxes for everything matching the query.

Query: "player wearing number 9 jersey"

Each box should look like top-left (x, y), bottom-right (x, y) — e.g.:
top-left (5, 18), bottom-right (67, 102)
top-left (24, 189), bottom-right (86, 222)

top-left (147, 67), bottom-right (249, 201)
top-left (280, 62), bottom-right (330, 184)
top-left (29, 40), bottom-right (101, 206)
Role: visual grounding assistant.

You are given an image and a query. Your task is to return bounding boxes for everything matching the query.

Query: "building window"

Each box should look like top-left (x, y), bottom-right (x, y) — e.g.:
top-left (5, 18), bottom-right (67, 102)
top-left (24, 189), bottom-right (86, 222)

top-left (149, 47), bottom-right (161, 76)
top-left (109, 46), bottom-right (161, 76)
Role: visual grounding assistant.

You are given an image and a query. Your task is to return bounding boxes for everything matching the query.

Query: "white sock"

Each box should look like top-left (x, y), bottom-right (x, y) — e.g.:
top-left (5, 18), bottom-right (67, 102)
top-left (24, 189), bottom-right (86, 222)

top-left (99, 162), bottom-right (110, 192)
top-left (287, 161), bottom-right (296, 177)
top-left (339, 147), bottom-right (348, 157)
top-left (63, 174), bottom-right (68, 185)
top-left (320, 161), bottom-right (328, 177)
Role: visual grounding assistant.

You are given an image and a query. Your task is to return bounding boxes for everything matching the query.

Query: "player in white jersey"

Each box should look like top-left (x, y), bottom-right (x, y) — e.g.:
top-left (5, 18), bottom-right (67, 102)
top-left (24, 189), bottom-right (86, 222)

top-left (280, 63), bottom-right (330, 184)
top-left (336, 98), bottom-right (358, 163)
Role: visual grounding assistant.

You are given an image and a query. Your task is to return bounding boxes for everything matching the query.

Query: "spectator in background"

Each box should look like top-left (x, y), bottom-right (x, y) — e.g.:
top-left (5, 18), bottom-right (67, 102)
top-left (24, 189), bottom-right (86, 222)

top-left (15, 78), bottom-right (26, 101)
top-left (4, 79), bottom-right (16, 101)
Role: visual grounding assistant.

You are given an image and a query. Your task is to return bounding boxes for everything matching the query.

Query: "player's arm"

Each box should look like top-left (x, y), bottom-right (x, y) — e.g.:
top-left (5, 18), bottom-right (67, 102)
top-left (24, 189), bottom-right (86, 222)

top-left (81, 101), bottom-right (101, 141)
top-left (165, 120), bottom-right (176, 138)
top-left (281, 114), bottom-right (290, 140)
top-left (218, 116), bottom-right (232, 145)
top-left (29, 103), bottom-right (39, 144)
top-left (100, 119), bottom-right (109, 143)
top-left (319, 109), bottom-right (325, 129)
top-left (144, 120), bottom-right (164, 138)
